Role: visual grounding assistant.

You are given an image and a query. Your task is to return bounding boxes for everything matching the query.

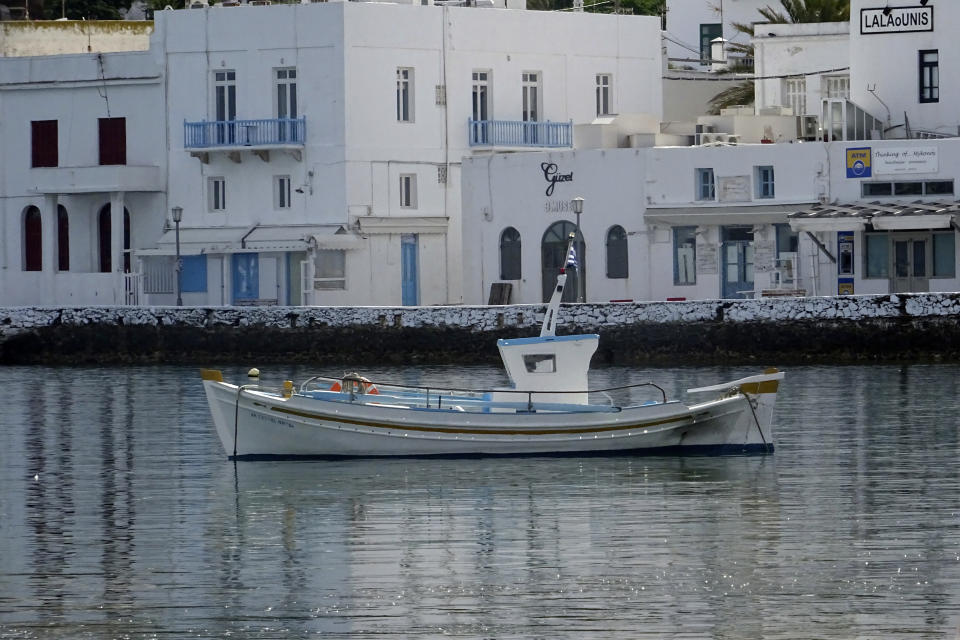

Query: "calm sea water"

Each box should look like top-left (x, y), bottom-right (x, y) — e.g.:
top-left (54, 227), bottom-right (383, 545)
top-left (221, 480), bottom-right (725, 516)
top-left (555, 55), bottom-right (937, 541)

top-left (1, 362), bottom-right (959, 639)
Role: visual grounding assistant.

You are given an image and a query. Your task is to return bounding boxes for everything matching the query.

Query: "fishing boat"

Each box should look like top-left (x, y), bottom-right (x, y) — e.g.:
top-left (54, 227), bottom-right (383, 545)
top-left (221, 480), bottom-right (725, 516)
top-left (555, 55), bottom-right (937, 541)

top-left (201, 237), bottom-right (784, 460)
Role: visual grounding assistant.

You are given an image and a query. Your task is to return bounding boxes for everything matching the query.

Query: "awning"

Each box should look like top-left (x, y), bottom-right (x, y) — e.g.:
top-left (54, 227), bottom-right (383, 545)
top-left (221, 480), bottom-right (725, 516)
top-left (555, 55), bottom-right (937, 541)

top-left (789, 201), bottom-right (959, 232)
top-left (644, 203), bottom-right (814, 226)
top-left (135, 224), bottom-right (348, 256)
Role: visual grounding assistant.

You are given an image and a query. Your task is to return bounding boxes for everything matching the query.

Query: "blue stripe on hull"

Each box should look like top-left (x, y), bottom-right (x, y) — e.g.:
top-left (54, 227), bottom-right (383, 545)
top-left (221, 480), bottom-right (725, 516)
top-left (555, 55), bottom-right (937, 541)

top-left (228, 443), bottom-right (774, 461)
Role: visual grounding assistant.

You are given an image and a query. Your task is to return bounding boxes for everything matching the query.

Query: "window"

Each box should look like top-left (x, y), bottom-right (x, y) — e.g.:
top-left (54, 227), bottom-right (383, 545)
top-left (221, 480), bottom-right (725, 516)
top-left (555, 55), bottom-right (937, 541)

top-left (57, 205), bottom-right (69, 272)
top-left (605, 225), bottom-right (628, 279)
top-left (862, 180), bottom-right (954, 198)
top-left (499, 227), bottom-right (521, 280)
top-left (214, 70), bottom-right (237, 144)
top-left (275, 175), bottom-right (292, 209)
top-left (276, 68), bottom-right (297, 141)
top-left (399, 174), bottom-right (417, 209)
top-left (471, 70), bottom-right (491, 144)
top-left (933, 232), bottom-right (955, 277)
top-left (314, 249), bottom-right (346, 290)
top-left (699, 23), bottom-right (722, 63)
top-left (23, 206), bottom-right (42, 271)
top-left (596, 74), bottom-right (612, 116)
top-left (865, 233), bottom-right (889, 278)
top-left (919, 50), bottom-right (939, 103)
top-left (696, 168), bottom-right (715, 201)
top-left (756, 165), bottom-right (775, 199)
top-left (209, 177), bottom-right (226, 211)
top-left (785, 77), bottom-right (806, 116)
top-left (182, 255), bottom-right (208, 292)
top-left (31, 120), bottom-right (58, 168)
top-left (397, 67), bottom-right (413, 122)
top-left (824, 75), bottom-right (850, 99)
top-left (523, 354), bottom-right (556, 373)
top-left (98, 117), bottom-right (126, 165)
top-left (673, 226), bottom-right (696, 285)
top-left (522, 71), bottom-right (540, 144)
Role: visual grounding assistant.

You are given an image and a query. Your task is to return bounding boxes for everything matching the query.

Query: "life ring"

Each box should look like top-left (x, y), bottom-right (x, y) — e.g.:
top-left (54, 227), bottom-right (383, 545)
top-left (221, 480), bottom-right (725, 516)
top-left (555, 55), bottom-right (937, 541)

top-left (331, 376), bottom-right (378, 394)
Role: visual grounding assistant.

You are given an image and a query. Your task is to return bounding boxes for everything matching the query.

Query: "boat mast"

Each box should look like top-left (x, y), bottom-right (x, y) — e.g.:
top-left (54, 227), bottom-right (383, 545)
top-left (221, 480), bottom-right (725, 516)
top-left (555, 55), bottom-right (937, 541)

top-left (540, 232), bottom-right (577, 337)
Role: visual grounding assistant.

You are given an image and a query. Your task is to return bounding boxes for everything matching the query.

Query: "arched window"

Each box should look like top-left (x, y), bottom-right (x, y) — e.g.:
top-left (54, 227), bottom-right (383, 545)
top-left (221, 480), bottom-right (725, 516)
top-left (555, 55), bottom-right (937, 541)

top-left (98, 204), bottom-right (131, 273)
top-left (499, 227), bottom-right (521, 280)
top-left (606, 225), bottom-right (628, 279)
top-left (23, 206), bottom-right (42, 272)
top-left (541, 221), bottom-right (584, 303)
top-left (57, 205), bottom-right (69, 272)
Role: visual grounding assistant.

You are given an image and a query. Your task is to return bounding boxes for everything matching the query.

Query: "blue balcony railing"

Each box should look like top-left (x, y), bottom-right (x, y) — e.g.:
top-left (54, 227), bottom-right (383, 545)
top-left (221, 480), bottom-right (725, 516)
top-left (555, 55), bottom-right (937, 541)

top-left (468, 119), bottom-right (573, 148)
top-left (184, 117), bottom-right (306, 149)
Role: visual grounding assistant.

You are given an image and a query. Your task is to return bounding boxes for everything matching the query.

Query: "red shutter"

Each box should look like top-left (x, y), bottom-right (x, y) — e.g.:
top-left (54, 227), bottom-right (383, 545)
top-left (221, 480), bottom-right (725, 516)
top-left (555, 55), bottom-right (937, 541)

top-left (98, 117), bottom-right (127, 165)
top-left (31, 120), bottom-right (58, 168)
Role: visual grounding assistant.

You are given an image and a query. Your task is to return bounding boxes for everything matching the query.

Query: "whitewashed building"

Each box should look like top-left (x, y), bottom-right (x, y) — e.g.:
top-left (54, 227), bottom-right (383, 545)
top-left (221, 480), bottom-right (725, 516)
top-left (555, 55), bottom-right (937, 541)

top-left (462, 137), bottom-right (960, 304)
top-left (0, 2), bottom-right (663, 307)
top-left (663, 0), bottom-right (768, 69)
top-left (0, 51), bottom-right (166, 305)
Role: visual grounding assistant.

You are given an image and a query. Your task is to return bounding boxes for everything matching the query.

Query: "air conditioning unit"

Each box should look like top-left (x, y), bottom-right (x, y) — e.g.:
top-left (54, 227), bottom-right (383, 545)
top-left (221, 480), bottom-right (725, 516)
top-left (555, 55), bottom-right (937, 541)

top-left (799, 115), bottom-right (819, 140)
top-left (250, 0), bottom-right (271, 5)
top-left (726, 134), bottom-right (740, 145)
top-left (190, 0), bottom-right (208, 8)
top-left (700, 132), bottom-right (719, 145)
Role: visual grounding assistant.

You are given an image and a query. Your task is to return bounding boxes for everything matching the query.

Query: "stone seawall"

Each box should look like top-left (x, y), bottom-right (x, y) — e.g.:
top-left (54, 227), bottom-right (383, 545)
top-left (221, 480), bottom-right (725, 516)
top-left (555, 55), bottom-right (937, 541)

top-left (2, 292), bottom-right (960, 365)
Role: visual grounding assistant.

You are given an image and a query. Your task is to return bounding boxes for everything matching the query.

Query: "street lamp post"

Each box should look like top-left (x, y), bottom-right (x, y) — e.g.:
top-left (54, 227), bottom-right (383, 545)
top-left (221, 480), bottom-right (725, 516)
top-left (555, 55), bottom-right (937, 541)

top-left (172, 206), bottom-right (183, 306)
top-left (571, 197), bottom-right (584, 303)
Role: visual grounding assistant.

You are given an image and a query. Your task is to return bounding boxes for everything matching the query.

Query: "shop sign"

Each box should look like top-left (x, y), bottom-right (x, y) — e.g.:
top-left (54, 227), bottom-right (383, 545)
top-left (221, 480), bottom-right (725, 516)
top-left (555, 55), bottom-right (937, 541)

top-left (861, 6), bottom-right (933, 34)
top-left (846, 147), bottom-right (872, 179)
top-left (541, 162), bottom-right (573, 197)
top-left (874, 146), bottom-right (938, 175)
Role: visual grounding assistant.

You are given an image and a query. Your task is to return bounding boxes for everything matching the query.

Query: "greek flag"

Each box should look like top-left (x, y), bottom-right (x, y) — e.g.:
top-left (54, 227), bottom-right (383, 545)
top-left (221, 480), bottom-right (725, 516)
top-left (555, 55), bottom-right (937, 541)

top-left (565, 245), bottom-right (578, 269)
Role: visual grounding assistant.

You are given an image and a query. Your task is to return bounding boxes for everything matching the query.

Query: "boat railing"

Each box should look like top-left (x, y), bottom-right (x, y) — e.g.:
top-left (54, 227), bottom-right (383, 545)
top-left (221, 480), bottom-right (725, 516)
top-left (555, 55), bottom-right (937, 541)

top-left (295, 375), bottom-right (667, 412)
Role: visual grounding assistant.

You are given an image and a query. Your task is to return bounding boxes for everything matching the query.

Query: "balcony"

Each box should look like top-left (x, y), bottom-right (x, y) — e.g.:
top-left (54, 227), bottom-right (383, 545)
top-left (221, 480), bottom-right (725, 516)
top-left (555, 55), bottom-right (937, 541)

top-left (468, 119), bottom-right (573, 148)
top-left (183, 117), bottom-right (306, 162)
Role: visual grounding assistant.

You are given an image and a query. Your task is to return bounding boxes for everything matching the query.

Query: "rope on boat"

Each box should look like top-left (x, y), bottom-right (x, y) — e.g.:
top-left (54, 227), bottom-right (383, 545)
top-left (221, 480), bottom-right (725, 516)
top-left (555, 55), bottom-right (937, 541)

top-left (744, 391), bottom-right (771, 453)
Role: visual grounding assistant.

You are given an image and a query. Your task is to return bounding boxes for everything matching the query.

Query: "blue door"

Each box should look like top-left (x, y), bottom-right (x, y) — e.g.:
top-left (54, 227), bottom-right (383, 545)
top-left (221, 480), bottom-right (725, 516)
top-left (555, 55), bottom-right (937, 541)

top-left (232, 253), bottom-right (259, 303)
top-left (721, 226), bottom-right (755, 299)
top-left (401, 234), bottom-right (419, 306)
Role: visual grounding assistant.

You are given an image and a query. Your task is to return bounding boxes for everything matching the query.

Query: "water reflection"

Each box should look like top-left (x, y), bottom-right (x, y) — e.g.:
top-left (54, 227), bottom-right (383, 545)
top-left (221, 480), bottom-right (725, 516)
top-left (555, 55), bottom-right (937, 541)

top-left (0, 364), bottom-right (959, 638)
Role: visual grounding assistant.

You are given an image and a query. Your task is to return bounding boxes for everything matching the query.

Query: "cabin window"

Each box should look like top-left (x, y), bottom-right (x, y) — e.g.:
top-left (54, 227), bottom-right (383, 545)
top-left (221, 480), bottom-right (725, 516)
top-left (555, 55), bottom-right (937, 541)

top-left (500, 226), bottom-right (521, 280)
top-left (605, 225), bottom-right (628, 278)
top-left (523, 354), bottom-right (556, 373)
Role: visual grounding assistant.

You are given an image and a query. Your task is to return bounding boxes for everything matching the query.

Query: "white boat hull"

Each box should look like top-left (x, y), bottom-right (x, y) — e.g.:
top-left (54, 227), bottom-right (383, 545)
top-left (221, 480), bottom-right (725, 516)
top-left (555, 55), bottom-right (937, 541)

top-left (201, 374), bottom-right (780, 459)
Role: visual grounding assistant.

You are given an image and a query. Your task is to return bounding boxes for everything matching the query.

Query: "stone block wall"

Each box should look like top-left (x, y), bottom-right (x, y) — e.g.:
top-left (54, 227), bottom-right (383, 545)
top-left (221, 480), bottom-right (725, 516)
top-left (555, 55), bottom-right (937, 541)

top-left (2, 292), bottom-right (959, 365)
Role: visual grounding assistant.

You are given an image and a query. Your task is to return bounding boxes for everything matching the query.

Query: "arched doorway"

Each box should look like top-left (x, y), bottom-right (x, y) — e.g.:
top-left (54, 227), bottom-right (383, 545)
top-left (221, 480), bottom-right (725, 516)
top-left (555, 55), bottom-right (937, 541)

top-left (541, 220), bottom-right (584, 303)
top-left (98, 204), bottom-right (131, 273)
top-left (23, 206), bottom-right (42, 272)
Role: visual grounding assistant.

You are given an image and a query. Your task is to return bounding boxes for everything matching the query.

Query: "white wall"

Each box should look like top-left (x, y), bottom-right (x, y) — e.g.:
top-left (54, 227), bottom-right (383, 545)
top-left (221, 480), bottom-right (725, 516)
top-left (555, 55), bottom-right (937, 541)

top-left (752, 22), bottom-right (849, 117)
top-left (849, 0), bottom-right (959, 138)
top-left (0, 51), bottom-right (165, 305)
top-left (664, 0), bottom-right (768, 69)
